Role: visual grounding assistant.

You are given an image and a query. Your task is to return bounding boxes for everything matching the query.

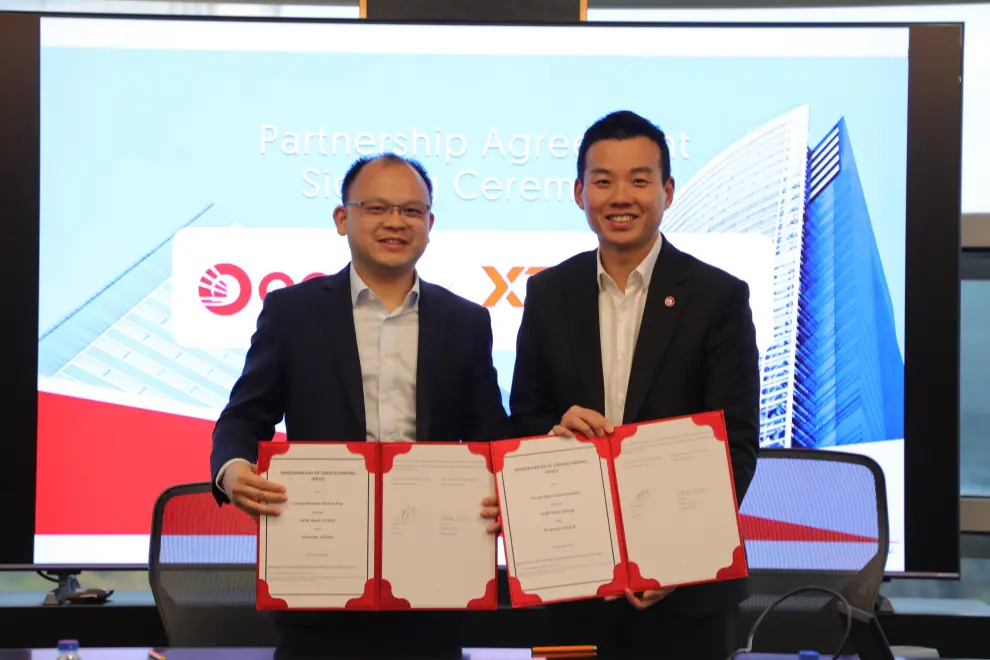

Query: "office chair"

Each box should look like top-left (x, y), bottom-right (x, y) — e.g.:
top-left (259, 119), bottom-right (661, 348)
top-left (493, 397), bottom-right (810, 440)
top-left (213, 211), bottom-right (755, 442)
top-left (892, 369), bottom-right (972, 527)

top-left (149, 482), bottom-right (277, 647)
top-left (737, 448), bottom-right (891, 654)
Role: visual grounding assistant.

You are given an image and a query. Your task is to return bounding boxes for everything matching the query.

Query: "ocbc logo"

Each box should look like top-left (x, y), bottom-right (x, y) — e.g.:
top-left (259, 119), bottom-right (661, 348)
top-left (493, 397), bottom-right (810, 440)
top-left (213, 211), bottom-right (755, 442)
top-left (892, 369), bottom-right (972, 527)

top-left (482, 266), bottom-right (546, 307)
top-left (198, 263), bottom-right (326, 316)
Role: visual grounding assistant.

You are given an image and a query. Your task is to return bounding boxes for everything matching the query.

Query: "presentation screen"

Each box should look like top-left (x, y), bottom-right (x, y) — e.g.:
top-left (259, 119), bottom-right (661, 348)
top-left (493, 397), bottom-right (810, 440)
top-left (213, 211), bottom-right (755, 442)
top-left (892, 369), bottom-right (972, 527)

top-left (21, 15), bottom-right (944, 573)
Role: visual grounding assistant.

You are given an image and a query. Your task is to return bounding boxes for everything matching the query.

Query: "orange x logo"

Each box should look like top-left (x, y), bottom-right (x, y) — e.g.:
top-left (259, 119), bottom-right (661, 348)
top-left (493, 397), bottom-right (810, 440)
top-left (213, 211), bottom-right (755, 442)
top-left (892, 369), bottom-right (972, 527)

top-left (483, 266), bottom-right (546, 307)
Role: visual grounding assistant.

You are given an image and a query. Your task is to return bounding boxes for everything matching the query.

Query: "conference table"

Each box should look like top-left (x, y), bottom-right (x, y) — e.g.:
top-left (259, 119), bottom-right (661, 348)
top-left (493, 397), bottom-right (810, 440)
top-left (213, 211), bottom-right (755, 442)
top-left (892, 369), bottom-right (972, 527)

top-left (0, 649), bottom-right (973, 660)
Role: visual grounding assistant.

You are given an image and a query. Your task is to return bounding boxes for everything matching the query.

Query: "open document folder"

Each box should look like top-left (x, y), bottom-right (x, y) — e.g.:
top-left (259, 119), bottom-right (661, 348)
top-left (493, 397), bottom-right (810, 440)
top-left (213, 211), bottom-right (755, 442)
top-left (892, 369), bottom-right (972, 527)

top-left (255, 410), bottom-right (746, 610)
top-left (257, 441), bottom-right (498, 610)
top-left (493, 411), bottom-right (747, 607)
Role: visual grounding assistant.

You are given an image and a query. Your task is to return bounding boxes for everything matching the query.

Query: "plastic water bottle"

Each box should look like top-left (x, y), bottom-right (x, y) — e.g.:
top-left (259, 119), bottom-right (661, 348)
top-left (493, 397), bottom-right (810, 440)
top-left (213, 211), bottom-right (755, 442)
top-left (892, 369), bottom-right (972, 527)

top-left (56, 640), bottom-right (81, 660)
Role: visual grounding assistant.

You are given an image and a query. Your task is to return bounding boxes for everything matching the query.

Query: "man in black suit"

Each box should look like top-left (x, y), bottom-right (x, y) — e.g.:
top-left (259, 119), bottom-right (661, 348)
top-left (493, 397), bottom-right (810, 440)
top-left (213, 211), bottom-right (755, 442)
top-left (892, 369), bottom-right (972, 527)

top-left (210, 153), bottom-right (509, 652)
top-left (510, 111), bottom-right (760, 659)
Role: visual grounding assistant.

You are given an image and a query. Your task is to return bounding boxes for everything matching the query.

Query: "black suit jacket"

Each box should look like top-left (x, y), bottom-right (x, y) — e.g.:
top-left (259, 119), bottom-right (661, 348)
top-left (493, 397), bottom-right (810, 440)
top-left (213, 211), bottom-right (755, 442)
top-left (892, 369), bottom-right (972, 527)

top-left (510, 237), bottom-right (760, 617)
top-left (210, 265), bottom-right (511, 505)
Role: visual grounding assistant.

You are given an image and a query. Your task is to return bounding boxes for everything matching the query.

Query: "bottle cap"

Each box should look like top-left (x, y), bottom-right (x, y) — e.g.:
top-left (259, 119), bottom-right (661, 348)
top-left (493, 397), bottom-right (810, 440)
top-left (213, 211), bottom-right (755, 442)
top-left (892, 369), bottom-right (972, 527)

top-left (58, 640), bottom-right (80, 651)
top-left (798, 652), bottom-right (820, 660)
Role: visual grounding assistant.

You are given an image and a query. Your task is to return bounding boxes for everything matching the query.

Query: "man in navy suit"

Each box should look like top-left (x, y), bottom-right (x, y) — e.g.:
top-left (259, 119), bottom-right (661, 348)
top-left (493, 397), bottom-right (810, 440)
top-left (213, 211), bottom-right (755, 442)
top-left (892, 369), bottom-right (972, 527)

top-left (510, 111), bottom-right (760, 659)
top-left (210, 153), bottom-right (509, 651)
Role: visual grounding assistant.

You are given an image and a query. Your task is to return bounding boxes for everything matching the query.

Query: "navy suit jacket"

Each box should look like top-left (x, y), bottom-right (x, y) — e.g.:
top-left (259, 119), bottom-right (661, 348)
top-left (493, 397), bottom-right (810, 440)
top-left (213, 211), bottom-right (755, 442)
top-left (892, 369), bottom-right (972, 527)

top-left (510, 238), bottom-right (760, 617)
top-left (210, 265), bottom-right (511, 504)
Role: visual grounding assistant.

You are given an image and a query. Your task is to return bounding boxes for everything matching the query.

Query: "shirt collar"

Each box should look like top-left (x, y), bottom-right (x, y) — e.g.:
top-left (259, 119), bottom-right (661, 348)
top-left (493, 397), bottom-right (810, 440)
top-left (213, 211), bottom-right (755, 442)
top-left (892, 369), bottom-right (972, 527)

top-left (349, 263), bottom-right (420, 309)
top-left (597, 232), bottom-right (663, 290)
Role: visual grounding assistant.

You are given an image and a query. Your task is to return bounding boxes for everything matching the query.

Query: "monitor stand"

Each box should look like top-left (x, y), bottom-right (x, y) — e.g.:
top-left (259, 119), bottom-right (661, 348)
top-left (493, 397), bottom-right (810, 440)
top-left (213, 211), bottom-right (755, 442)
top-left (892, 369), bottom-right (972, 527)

top-left (40, 570), bottom-right (83, 606)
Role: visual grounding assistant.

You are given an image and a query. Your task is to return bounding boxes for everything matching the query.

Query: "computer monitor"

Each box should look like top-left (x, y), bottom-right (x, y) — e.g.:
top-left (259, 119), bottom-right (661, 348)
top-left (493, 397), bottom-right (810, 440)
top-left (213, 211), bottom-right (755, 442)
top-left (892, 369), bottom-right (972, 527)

top-left (0, 14), bottom-right (961, 577)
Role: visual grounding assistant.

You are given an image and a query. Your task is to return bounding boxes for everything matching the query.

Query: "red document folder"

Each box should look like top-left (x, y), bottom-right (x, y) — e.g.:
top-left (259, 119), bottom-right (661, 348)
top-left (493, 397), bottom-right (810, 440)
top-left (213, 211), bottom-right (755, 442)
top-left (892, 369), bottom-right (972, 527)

top-left (256, 440), bottom-right (498, 611)
top-left (493, 410), bottom-right (748, 607)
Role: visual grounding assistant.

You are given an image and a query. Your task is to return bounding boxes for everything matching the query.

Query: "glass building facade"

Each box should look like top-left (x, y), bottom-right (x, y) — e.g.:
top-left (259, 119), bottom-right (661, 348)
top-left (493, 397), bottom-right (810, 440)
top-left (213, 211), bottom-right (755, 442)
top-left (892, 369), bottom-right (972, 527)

top-left (663, 105), bottom-right (904, 448)
top-left (795, 118), bottom-right (905, 448)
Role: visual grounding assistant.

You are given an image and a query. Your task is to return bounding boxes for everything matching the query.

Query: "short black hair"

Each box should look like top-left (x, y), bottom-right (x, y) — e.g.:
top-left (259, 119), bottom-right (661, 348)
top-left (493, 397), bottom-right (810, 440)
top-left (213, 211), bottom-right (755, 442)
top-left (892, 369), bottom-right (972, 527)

top-left (340, 153), bottom-right (434, 203)
top-left (576, 111), bottom-right (672, 184)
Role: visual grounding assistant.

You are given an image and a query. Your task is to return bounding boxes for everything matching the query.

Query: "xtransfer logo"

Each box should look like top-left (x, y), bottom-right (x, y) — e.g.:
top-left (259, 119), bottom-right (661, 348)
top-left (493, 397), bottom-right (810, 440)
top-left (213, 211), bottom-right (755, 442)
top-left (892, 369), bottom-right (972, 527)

top-left (482, 266), bottom-right (545, 307)
top-left (198, 264), bottom-right (325, 316)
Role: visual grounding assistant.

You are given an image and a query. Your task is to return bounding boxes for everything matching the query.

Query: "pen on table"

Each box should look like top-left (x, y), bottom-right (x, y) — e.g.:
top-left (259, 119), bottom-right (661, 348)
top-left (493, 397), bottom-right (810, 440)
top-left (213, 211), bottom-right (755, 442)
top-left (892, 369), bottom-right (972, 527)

top-left (531, 645), bottom-right (597, 655)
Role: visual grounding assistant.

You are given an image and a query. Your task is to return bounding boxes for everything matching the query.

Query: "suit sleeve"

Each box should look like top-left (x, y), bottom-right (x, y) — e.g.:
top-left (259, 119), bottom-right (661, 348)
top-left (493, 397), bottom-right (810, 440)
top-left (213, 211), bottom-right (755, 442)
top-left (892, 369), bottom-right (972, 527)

top-left (509, 276), bottom-right (559, 437)
top-left (210, 293), bottom-right (286, 505)
top-left (462, 307), bottom-right (513, 442)
top-left (705, 278), bottom-right (761, 505)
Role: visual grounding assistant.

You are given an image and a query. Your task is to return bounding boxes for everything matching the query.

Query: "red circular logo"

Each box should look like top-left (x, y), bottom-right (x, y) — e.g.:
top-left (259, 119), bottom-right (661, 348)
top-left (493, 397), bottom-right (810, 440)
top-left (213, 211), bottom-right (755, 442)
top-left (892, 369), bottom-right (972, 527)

top-left (199, 263), bottom-right (251, 316)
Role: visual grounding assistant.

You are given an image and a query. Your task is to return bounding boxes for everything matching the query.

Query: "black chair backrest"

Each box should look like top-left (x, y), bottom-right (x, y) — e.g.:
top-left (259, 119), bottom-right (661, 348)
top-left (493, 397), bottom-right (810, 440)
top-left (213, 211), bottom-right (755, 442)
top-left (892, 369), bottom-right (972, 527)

top-left (739, 447), bottom-right (890, 611)
top-left (149, 482), bottom-right (277, 647)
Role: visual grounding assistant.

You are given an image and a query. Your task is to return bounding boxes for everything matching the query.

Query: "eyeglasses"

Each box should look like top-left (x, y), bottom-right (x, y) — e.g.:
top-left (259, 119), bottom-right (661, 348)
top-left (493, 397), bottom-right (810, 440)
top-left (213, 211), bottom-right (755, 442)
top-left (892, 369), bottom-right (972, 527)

top-left (344, 198), bottom-right (431, 221)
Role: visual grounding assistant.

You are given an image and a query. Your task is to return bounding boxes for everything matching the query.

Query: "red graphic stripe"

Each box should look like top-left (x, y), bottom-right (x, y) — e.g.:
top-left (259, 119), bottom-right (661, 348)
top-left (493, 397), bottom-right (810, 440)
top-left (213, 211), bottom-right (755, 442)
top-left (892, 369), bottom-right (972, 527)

top-left (739, 514), bottom-right (877, 543)
top-left (37, 392), bottom-right (878, 543)
top-left (36, 392), bottom-right (283, 535)
top-left (161, 491), bottom-right (256, 535)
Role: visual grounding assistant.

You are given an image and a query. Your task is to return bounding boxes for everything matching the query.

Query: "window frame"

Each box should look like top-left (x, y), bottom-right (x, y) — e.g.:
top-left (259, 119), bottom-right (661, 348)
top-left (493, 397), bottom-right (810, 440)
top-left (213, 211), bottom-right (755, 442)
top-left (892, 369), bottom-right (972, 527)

top-left (961, 215), bottom-right (990, 532)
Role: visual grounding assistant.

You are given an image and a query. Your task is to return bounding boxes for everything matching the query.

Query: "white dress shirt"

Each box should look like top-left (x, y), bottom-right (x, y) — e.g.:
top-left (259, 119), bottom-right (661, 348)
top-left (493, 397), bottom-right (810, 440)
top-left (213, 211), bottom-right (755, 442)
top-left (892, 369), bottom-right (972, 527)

top-left (597, 234), bottom-right (663, 427)
top-left (216, 264), bottom-right (420, 498)
top-left (350, 264), bottom-right (420, 443)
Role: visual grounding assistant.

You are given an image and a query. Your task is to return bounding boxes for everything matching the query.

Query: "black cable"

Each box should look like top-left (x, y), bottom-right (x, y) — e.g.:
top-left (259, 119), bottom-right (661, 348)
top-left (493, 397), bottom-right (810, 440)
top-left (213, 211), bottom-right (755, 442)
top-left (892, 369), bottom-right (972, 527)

top-left (35, 570), bottom-right (59, 584)
top-left (727, 586), bottom-right (853, 660)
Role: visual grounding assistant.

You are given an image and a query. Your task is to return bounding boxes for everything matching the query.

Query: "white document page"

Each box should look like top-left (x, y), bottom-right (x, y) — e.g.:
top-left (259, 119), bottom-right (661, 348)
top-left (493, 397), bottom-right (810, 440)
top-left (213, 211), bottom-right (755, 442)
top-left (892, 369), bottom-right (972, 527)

top-left (259, 443), bottom-right (376, 609)
top-left (380, 443), bottom-right (497, 608)
top-left (497, 436), bottom-right (621, 603)
top-left (613, 417), bottom-right (742, 587)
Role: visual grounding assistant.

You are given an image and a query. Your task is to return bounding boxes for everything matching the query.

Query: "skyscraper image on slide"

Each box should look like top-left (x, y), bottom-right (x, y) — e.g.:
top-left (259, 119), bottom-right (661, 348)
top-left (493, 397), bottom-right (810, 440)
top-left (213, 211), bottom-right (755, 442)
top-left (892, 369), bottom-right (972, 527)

top-left (662, 105), bottom-right (904, 450)
top-left (38, 204), bottom-right (247, 416)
